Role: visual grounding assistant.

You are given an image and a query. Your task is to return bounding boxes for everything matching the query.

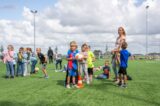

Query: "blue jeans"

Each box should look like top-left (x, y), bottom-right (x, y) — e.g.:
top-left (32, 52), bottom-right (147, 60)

top-left (31, 60), bottom-right (37, 73)
top-left (6, 61), bottom-right (14, 77)
top-left (112, 59), bottom-right (119, 79)
top-left (97, 74), bottom-right (107, 79)
top-left (17, 61), bottom-right (24, 76)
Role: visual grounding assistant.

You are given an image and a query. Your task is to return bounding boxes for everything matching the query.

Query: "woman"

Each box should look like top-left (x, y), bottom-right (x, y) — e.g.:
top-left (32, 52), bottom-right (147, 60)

top-left (112, 27), bottom-right (126, 82)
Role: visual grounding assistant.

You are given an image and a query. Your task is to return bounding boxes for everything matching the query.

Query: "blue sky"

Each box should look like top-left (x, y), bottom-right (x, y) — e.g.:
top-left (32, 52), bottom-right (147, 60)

top-left (0, 0), bottom-right (145, 20)
top-left (0, 0), bottom-right (57, 20)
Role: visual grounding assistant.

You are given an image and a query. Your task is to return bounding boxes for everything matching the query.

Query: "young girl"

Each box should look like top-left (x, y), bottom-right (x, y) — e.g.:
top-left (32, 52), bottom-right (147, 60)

top-left (66, 41), bottom-right (79, 88)
top-left (36, 48), bottom-right (48, 79)
top-left (112, 27), bottom-right (126, 82)
top-left (87, 46), bottom-right (95, 84)
top-left (17, 47), bottom-right (24, 77)
top-left (30, 48), bottom-right (37, 74)
top-left (23, 48), bottom-right (29, 76)
top-left (78, 43), bottom-right (89, 84)
top-left (3, 45), bottom-right (15, 78)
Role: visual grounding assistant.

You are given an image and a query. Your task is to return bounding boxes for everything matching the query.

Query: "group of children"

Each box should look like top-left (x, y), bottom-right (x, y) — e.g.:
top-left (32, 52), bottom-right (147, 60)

top-left (2, 45), bottom-right (37, 78)
top-left (2, 39), bottom-right (131, 88)
top-left (65, 40), bottom-right (131, 88)
top-left (65, 41), bottom-right (95, 88)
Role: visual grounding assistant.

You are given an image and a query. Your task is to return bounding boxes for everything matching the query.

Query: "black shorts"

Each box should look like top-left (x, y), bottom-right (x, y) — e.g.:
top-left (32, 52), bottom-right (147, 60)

top-left (88, 68), bottom-right (93, 75)
top-left (118, 67), bottom-right (127, 75)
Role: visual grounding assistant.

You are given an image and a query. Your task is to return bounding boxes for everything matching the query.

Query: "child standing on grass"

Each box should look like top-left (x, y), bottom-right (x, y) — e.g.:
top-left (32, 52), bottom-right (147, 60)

top-left (118, 42), bottom-right (131, 88)
top-left (30, 48), bottom-right (37, 74)
top-left (36, 48), bottom-right (49, 79)
top-left (87, 46), bottom-right (95, 84)
top-left (17, 47), bottom-right (24, 77)
top-left (23, 48), bottom-right (29, 76)
top-left (3, 45), bottom-right (15, 78)
top-left (78, 43), bottom-right (90, 84)
top-left (66, 41), bottom-right (79, 88)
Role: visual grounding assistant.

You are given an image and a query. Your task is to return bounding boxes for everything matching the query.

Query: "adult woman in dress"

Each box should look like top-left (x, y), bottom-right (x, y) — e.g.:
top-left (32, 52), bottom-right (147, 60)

top-left (112, 27), bottom-right (126, 82)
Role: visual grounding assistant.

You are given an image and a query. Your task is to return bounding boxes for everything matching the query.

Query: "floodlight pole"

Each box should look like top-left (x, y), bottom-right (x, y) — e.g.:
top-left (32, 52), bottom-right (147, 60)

top-left (31, 10), bottom-right (38, 53)
top-left (146, 5), bottom-right (149, 55)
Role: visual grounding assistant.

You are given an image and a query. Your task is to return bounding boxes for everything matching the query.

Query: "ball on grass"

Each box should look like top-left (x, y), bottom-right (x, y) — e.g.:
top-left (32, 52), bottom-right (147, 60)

top-left (35, 67), bottom-right (39, 72)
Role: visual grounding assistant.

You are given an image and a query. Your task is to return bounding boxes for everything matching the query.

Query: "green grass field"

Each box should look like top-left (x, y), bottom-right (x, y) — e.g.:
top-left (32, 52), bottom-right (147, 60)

top-left (0, 59), bottom-right (160, 106)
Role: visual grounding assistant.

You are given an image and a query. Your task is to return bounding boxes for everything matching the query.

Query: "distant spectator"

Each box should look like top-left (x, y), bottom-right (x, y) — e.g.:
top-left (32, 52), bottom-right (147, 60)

top-left (55, 52), bottom-right (62, 71)
top-left (47, 47), bottom-right (54, 64)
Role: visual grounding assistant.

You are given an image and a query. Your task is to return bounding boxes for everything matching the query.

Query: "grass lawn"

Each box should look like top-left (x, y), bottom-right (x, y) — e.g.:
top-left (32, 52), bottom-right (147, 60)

top-left (0, 59), bottom-right (160, 106)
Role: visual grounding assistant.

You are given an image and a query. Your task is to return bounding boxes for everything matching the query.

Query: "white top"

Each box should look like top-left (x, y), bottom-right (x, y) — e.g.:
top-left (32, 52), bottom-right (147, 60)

top-left (115, 36), bottom-right (126, 49)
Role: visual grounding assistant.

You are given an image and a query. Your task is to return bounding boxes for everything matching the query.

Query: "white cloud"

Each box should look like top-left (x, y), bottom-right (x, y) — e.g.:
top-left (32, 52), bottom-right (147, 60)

top-left (0, 0), bottom-right (160, 54)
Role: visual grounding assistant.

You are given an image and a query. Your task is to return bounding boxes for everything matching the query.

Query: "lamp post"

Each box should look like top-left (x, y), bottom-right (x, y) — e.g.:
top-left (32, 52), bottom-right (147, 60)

top-left (146, 5), bottom-right (149, 55)
top-left (30, 10), bottom-right (38, 53)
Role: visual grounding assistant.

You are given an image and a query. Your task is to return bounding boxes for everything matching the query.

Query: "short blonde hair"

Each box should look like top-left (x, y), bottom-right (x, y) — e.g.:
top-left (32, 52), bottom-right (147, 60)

top-left (36, 48), bottom-right (41, 52)
top-left (105, 60), bottom-right (110, 64)
top-left (7, 45), bottom-right (14, 51)
top-left (70, 41), bottom-right (78, 48)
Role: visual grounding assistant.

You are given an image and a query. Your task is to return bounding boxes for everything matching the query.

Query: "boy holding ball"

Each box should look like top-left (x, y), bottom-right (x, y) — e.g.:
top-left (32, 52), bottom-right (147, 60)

top-left (66, 41), bottom-right (79, 88)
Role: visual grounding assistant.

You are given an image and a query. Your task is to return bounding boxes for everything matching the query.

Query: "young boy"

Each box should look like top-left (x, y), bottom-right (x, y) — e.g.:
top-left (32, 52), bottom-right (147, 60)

top-left (87, 46), bottom-right (95, 83)
top-left (96, 60), bottom-right (110, 79)
top-left (36, 48), bottom-right (49, 79)
top-left (66, 41), bottom-right (79, 88)
top-left (118, 42), bottom-right (131, 88)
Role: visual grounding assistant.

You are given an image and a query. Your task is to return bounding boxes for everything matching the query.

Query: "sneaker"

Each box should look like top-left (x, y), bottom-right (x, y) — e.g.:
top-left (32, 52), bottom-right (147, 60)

top-left (72, 84), bottom-right (78, 88)
top-left (87, 80), bottom-right (90, 84)
top-left (10, 76), bottom-right (14, 79)
top-left (115, 80), bottom-right (119, 84)
top-left (44, 76), bottom-right (49, 79)
top-left (5, 76), bottom-right (9, 79)
top-left (66, 84), bottom-right (71, 89)
top-left (117, 82), bottom-right (122, 86)
top-left (122, 83), bottom-right (127, 88)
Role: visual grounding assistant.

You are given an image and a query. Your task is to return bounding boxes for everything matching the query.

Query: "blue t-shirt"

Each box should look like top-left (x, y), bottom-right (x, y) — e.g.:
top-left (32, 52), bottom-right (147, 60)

top-left (120, 49), bottom-right (131, 68)
top-left (66, 49), bottom-right (79, 71)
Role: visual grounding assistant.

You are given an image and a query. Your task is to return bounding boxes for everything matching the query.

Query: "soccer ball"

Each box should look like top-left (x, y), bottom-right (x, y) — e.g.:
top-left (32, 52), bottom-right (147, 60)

top-left (35, 67), bottom-right (39, 72)
top-left (75, 53), bottom-right (84, 60)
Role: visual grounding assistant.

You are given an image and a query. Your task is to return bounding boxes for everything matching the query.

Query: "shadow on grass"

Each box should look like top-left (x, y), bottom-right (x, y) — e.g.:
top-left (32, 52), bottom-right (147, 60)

top-left (90, 79), bottom-right (116, 89)
top-left (0, 100), bottom-right (81, 106)
top-left (58, 102), bottom-right (81, 106)
top-left (56, 80), bottom-right (65, 87)
top-left (90, 80), bottom-right (160, 106)
top-left (0, 101), bottom-right (26, 106)
top-left (107, 91), bottom-right (160, 106)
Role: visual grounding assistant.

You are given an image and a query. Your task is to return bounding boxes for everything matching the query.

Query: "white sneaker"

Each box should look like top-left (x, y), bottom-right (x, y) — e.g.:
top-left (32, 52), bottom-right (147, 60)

top-left (87, 81), bottom-right (90, 84)
top-left (66, 85), bottom-right (71, 89)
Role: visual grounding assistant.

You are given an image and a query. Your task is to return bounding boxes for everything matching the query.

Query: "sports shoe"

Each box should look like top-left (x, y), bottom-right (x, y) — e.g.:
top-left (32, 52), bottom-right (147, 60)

top-left (72, 84), bottom-right (78, 88)
top-left (44, 76), bottom-right (49, 79)
top-left (117, 81), bottom-right (122, 86)
top-left (66, 84), bottom-right (71, 89)
top-left (87, 80), bottom-right (90, 84)
top-left (10, 76), bottom-right (14, 79)
top-left (122, 83), bottom-right (127, 88)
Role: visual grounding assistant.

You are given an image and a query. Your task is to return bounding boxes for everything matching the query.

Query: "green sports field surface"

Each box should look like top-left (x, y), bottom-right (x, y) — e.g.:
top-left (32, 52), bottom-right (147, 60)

top-left (0, 60), bottom-right (160, 106)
